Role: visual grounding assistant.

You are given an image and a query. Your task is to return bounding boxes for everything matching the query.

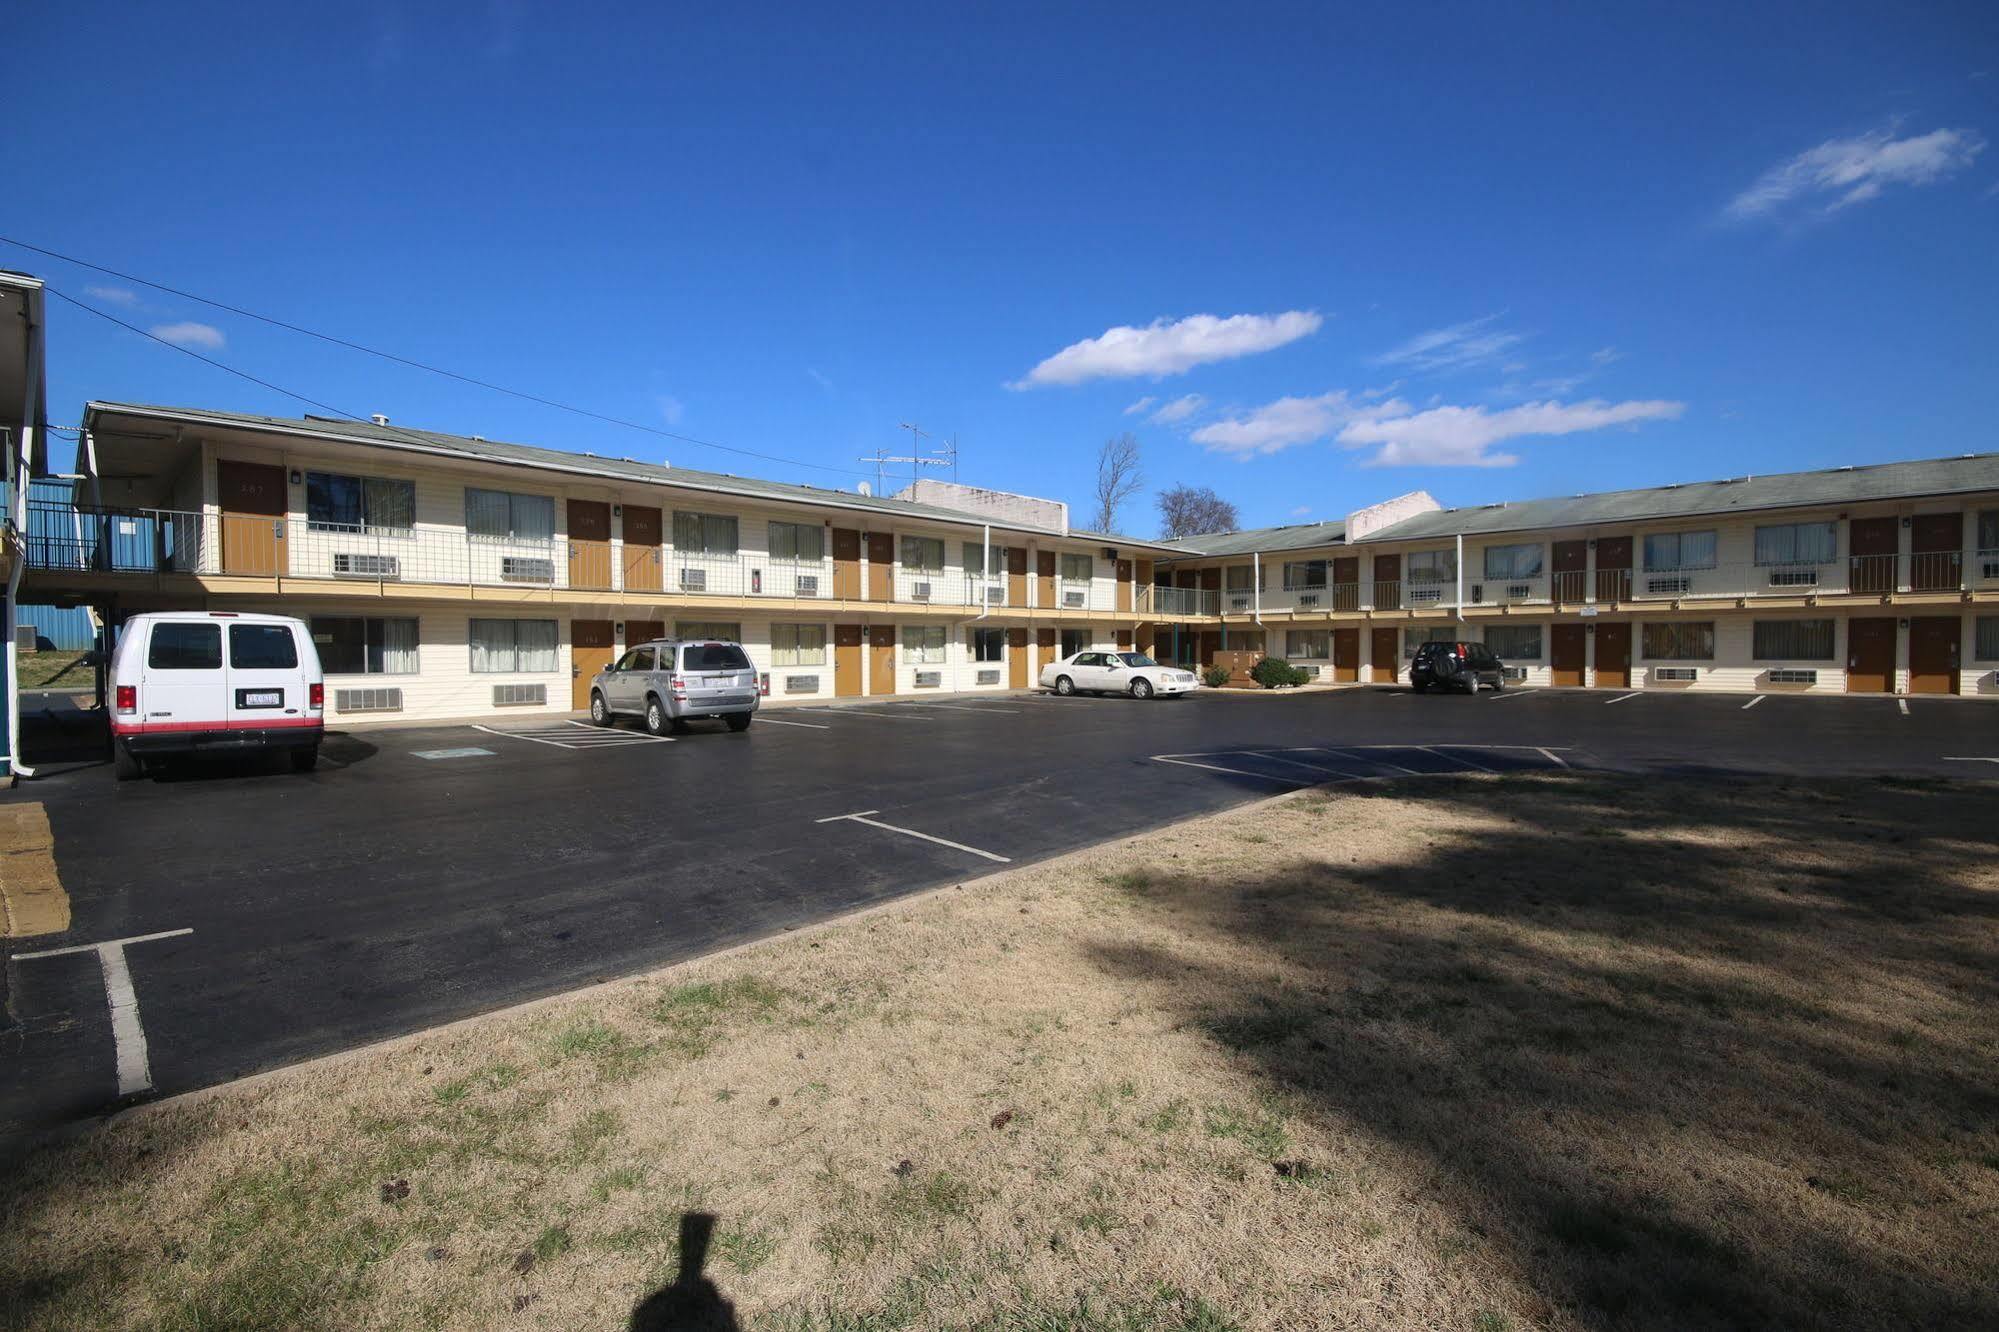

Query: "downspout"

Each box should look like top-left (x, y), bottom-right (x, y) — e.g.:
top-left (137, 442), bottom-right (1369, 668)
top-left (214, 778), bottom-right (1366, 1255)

top-left (962, 522), bottom-right (990, 694)
top-left (1252, 551), bottom-right (1263, 628)
top-left (7, 288), bottom-right (46, 779)
top-left (1455, 532), bottom-right (1465, 634)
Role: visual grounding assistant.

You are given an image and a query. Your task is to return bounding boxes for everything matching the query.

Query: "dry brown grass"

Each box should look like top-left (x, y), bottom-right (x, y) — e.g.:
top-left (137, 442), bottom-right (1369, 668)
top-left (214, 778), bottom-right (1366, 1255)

top-left (3, 774), bottom-right (1997, 1331)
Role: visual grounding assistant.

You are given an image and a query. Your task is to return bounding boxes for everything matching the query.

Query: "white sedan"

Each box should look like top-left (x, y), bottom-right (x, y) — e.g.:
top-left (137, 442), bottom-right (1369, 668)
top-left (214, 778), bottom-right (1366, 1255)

top-left (1040, 651), bottom-right (1200, 699)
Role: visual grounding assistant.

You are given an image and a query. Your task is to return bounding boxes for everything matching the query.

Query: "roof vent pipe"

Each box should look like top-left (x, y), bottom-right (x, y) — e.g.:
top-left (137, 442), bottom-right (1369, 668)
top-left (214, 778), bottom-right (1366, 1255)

top-left (371, 413), bottom-right (390, 426)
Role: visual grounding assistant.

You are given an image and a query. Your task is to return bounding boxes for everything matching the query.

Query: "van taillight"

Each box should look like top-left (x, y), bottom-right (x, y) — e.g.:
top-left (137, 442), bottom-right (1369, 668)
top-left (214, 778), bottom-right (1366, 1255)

top-left (309, 683), bottom-right (324, 709)
top-left (115, 685), bottom-right (137, 715)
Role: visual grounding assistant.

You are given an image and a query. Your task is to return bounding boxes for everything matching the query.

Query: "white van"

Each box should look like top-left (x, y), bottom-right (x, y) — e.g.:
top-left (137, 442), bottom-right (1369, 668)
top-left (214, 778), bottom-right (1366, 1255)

top-left (108, 612), bottom-right (324, 779)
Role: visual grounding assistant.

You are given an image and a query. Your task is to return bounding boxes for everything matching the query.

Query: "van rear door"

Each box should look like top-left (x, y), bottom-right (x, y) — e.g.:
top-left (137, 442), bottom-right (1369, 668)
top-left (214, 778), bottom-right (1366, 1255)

top-left (225, 621), bottom-right (306, 728)
top-left (141, 620), bottom-right (225, 727)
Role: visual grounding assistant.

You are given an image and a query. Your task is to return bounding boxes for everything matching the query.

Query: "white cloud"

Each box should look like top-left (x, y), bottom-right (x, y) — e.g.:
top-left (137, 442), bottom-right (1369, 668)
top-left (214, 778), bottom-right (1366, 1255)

top-left (1148, 393), bottom-right (1206, 425)
top-left (1371, 315), bottom-right (1522, 373)
top-left (149, 321), bottom-right (224, 350)
top-left (1725, 126), bottom-right (1985, 221)
top-left (85, 284), bottom-right (141, 308)
top-left (1590, 346), bottom-right (1621, 365)
top-left (1289, 505), bottom-right (1312, 517)
top-left (1191, 391), bottom-right (1408, 456)
top-left (1010, 311), bottom-right (1322, 388)
top-left (1337, 398), bottom-right (1685, 468)
top-left (806, 367), bottom-right (833, 391)
top-left (1122, 395), bottom-right (1156, 416)
top-left (656, 394), bottom-right (685, 425)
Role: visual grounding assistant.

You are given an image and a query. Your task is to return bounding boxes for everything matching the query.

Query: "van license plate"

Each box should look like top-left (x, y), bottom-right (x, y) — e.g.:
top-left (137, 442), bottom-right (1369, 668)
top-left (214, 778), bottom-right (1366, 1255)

top-left (243, 691), bottom-right (282, 707)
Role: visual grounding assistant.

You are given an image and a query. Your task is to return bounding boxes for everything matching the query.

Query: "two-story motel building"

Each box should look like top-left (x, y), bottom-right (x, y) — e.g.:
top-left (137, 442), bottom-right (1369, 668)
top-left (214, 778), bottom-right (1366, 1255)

top-left (21, 400), bottom-right (1999, 724)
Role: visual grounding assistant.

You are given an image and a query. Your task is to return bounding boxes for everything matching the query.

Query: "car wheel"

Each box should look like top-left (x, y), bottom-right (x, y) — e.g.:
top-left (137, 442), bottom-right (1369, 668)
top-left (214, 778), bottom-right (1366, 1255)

top-left (725, 713), bottom-right (752, 732)
top-left (113, 741), bottom-right (143, 781)
top-left (645, 696), bottom-right (669, 736)
top-left (1130, 678), bottom-right (1154, 700)
top-left (290, 747), bottom-right (319, 773)
top-left (590, 691), bottom-right (612, 726)
top-left (1054, 675), bottom-right (1075, 696)
top-left (1492, 673), bottom-right (1505, 693)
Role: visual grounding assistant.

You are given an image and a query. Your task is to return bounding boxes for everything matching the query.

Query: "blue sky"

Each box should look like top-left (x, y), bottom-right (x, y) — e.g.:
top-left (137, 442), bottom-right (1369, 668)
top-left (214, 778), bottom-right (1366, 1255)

top-left (8, 3), bottom-right (1996, 537)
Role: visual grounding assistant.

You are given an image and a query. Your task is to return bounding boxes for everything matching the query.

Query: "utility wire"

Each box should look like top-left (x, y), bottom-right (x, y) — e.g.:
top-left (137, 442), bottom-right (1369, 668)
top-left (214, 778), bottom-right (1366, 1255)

top-left (6, 235), bottom-right (875, 481)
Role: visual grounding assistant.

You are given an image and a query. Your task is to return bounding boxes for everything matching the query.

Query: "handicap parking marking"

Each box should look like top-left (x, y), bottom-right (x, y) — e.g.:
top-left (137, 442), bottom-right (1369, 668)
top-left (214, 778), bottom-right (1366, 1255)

top-left (1943, 756), bottom-right (1999, 765)
top-left (1153, 743), bottom-right (1577, 788)
top-left (1741, 695), bottom-right (1766, 710)
top-left (1151, 753), bottom-right (1315, 785)
top-left (814, 809), bottom-right (1012, 863)
top-left (13, 927), bottom-right (193, 1097)
top-left (411, 747), bottom-right (497, 761)
top-left (470, 723), bottom-right (673, 750)
top-left (1604, 692), bottom-right (1642, 705)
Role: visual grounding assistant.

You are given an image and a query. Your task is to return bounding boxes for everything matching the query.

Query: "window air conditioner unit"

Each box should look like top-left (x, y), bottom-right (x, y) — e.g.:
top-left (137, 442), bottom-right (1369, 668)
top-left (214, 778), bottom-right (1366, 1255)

top-left (1502, 666), bottom-right (1528, 682)
top-left (914, 670), bottom-right (942, 688)
top-left (501, 556), bottom-right (555, 583)
top-left (1767, 669), bottom-right (1817, 685)
top-left (1469, 584), bottom-right (1484, 602)
top-left (1654, 666), bottom-right (1698, 682)
top-left (794, 574), bottom-right (820, 597)
top-left (333, 552), bottom-right (401, 579)
top-left (679, 568), bottom-right (707, 592)
top-left (1767, 566), bottom-right (1819, 587)
top-left (1646, 575), bottom-right (1691, 595)
top-left (1297, 594), bottom-right (1319, 608)
top-left (785, 674), bottom-right (820, 693)
top-left (1229, 595), bottom-right (1250, 611)
top-left (984, 585), bottom-right (1005, 604)
top-left (1063, 590), bottom-right (1086, 608)
top-left (1980, 558), bottom-right (1999, 580)
top-left (1408, 586), bottom-right (1442, 604)
top-left (1506, 583), bottom-right (1532, 599)
top-left (976, 669), bottom-right (1001, 685)
top-left (910, 581), bottom-right (933, 602)
top-left (334, 687), bottom-right (403, 713)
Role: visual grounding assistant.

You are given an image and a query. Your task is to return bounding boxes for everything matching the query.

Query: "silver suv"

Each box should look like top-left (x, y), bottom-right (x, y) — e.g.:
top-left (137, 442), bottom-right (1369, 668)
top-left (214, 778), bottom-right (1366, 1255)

top-left (589, 639), bottom-right (761, 734)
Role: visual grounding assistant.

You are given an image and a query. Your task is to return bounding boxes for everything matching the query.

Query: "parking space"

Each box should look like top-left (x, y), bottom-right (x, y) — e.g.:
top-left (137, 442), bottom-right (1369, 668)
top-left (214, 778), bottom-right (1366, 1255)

top-left (3, 685), bottom-right (1995, 1143)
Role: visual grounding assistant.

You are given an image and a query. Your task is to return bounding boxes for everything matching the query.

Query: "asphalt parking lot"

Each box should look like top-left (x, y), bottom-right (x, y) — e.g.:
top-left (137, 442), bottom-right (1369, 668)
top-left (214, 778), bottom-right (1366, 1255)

top-left (4, 684), bottom-right (1996, 1144)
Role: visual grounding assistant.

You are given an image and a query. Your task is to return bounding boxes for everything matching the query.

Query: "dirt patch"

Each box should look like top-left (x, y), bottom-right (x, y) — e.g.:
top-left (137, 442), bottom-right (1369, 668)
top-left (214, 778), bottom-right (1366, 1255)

top-left (2, 774), bottom-right (1995, 1330)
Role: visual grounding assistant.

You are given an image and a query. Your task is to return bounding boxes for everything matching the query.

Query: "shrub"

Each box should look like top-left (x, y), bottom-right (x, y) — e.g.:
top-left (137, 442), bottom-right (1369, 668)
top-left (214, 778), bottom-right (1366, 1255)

top-left (1250, 658), bottom-right (1312, 689)
top-left (1202, 665), bottom-right (1232, 688)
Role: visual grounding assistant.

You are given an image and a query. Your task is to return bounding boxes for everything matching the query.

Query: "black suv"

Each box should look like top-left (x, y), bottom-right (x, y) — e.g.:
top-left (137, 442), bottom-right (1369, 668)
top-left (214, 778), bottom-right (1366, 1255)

top-left (1409, 640), bottom-right (1507, 694)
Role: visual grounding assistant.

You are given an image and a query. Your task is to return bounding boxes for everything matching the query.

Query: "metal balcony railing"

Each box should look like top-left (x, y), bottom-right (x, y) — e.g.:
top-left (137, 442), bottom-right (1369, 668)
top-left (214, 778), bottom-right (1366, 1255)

top-left (1153, 586), bottom-right (1219, 617)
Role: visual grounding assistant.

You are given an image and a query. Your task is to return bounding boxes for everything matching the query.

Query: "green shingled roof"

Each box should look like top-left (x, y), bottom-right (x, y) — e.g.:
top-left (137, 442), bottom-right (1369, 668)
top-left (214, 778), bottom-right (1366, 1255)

top-left (1155, 519), bottom-right (1347, 559)
top-left (83, 402), bottom-right (1180, 550)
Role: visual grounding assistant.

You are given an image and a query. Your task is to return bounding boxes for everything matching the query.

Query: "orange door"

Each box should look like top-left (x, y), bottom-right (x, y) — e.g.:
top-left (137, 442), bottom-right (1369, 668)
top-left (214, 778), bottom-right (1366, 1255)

top-left (1847, 617), bottom-right (1895, 692)
top-left (1550, 624), bottom-right (1586, 687)
top-left (832, 527), bottom-right (862, 599)
top-left (1036, 551), bottom-right (1056, 606)
top-left (866, 533), bottom-right (894, 601)
top-left (1115, 559), bottom-right (1133, 612)
top-left (868, 625), bottom-right (896, 693)
top-left (834, 624), bottom-right (863, 696)
top-left (622, 505), bottom-right (662, 591)
top-left (217, 460), bottom-right (288, 575)
top-left (1849, 518), bottom-right (1897, 595)
top-left (1036, 627), bottom-right (1056, 675)
top-left (571, 619), bottom-right (616, 710)
top-left (569, 500), bottom-right (612, 589)
top-left (1371, 627), bottom-right (1399, 681)
top-left (1908, 617), bottom-right (1959, 694)
top-left (1594, 622), bottom-right (1630, 688)
top-left (1008, 628), bottom-right (1029, 687)
top-left (1332, 628), bottom-right (1359, 682)
top-left (1552, 541), bottom-right (1587, 604)
top-left (1595, 536), bottom-right (1633, 603)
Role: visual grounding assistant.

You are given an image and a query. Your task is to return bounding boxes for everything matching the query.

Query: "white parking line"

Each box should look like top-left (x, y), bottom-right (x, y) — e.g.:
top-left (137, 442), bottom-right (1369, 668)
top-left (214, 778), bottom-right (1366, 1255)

top-left (1238, 751), bottom-right (1364, 779)
top-left (1898, 698), bottom-right (1910, 716)
top-left (471, 724), bottom-right (672, 749)
top-left (1420, 745), bottom-right (1497, 773)
top-left (1300, 745), bottom-right (1423, 776)
top-left (1487, 688), bottom-right (1537, 700)
top-left (1605, 692), bottom-right (1641, 705)
top-left (1942, 756), bottom-right (1999, 765)
top-left (1741, 695), bottom-right (1766, 710)
top-left (1152, 754), bottom-right (1308, 784)
top-left (807, 709), bottom-right (932, 721)
top-left (814, 809), bottom-right (1011, 862)
top-left (898, 702), bottom-right (1022, 714)
top-left (756, 716), bottom-right (832, 729)
top-left (1536, 747), bottom-right (1569, 768)
top-left (14, 928), bottom-right (193, 1096)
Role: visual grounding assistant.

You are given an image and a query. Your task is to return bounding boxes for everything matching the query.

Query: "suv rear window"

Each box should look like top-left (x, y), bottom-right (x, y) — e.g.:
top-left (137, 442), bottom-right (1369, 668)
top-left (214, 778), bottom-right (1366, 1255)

top-left (680, 642), bottom-right (751, 672)
top-left (229, 624), bottom-right (300, 669)
top-left (148, 622), bottom-right (222, 670)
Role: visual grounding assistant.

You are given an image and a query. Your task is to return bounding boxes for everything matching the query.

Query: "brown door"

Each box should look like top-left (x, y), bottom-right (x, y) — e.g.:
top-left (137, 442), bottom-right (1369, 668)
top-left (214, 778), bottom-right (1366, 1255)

top-left (1550, 623), bottom-right (1586, 686)
top-left (1371, 627), bottom-right (1399, 680)
top-left (621, 505), bottom-right (662, 591)
top-left (866, 533), bottom-right (894, 601)
top-left (1115, 559), bottom-right (1133, 612)
top-left (1846, 616), bottom-right (1895, 692)
top-left (1199, 568), bottom-right (1221, 591)
top-left (1594, 622), bottom-right (1630, 688)
top-left (626, 619), bottom-right (665, 647)
top-left (832, 527), bottom-right (862, 599)
top-left (868, 625), bottom-right (896, 694)
top-left (1908, 617), bottom-right (1960, 695)
top-left (568, 500), bottom-right (612, 589)
top-left (1850, 518), bottom-right (1897, 595)
top-left (1036, 551), bottom-right (1056, 606)
top-left (571, 619), bottom-right (616, 710)
top-left (1136, 622), bottom-right (1156, 655)
top-left (1552, 540), bottom-right (1587, 605)
top-left (1332, 628), bottom-right (1359, 682)
top-left (1197, 630), bottom-right (1221, 665)
top-left (1595, 536), bottom-right (1632, 603)
top-left (217, 460), bottom-right (288, 575)
top-left (1135, 560), bottom-right (1154, 614)
top-left (1372, 554), bottom-right (1400, 609)
top-left (1036, 627), bottom-right (1056, 675)
top-left (1007, 546), bottom-right (1028, 607)
top-left (1331, 557), bottom-right (1359, 611)
top-left (1116, 631), bottom-right (1134, 650)
top-left (833, 624), bottom-right (863, 696)
top-left (1910, 514), bottom-right (1963, 592)
top-left (1007, 628), bottom-right (1029, 687)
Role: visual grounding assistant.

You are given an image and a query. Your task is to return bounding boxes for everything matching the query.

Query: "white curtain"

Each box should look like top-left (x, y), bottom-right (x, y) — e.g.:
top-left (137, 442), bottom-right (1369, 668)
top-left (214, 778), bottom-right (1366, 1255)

top-left (468, 618), bottom-right (512, 672)
top-left (517, 620), bottom-right (559, 672)
top-left (379, 618), bottom-right (419, 673)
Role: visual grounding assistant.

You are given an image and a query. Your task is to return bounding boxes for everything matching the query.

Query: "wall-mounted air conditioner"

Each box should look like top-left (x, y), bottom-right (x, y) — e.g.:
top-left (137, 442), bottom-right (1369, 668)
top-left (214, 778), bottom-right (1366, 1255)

top-left (910, 581), bottom-right (933, 602)
top-left (501, 556), bottom-right (554, 583)
top-left (1062, 590), bottom-right (1086, 608)
top-left (334, 552), bottom-right (401, 579)
top-left (679, 568), bottom-right (707, 591)
top-left (794, 574), bottom-right (820, 597)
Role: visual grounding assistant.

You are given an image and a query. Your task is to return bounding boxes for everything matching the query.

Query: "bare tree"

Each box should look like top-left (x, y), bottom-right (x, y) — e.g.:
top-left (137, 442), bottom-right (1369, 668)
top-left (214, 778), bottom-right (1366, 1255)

top-left (1091, 432), bottom-right (1144, 533)
top-left (1157, 484), bottom-right (1239, 540)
